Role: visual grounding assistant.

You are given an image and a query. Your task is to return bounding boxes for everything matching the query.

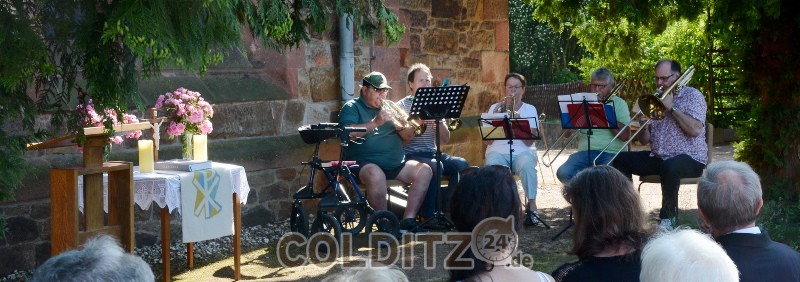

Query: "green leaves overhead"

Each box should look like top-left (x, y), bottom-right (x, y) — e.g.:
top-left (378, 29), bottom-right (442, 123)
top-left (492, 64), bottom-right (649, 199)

top-left (0, 0), bottom-right (405, 229)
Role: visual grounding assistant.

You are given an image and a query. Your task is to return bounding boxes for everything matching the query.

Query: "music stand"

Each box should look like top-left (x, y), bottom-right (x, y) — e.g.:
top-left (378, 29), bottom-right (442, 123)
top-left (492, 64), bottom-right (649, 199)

top-left (551, 93), bottom-right (617, 240)
top-left (479, 113), bottom-right (549, 229)
top-left (408, 85), bottom-right (470, 231)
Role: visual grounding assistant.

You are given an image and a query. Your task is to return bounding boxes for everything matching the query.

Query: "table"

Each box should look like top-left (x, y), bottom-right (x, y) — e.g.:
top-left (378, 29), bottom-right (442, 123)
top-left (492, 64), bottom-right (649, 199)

top-left (78, 162), bottom-right (250, 281)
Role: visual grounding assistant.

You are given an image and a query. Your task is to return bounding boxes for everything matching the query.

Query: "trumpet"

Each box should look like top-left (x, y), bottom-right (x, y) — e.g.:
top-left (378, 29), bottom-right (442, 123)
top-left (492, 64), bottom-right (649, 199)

top-left (493, 95), bottom-right (519, 117)
top-left (541, 80), bottom-right (626, 167)
top-left (592, 65), bottom-right (695, 166)
top-left (381, 100), bottom-right (427, 136)
top-left (445, 118), bottom-right (462, 131)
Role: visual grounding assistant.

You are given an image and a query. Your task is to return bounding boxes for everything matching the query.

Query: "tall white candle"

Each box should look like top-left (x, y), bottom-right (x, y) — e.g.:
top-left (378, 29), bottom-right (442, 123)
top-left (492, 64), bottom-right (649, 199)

top-left (138, 140), bottom-right (154, 173)
top-left (193, 135), bottom-right (208, 161)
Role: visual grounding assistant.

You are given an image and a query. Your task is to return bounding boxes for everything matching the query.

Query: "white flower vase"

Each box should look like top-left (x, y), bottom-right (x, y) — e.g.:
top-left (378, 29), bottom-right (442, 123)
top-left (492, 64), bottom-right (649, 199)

top-left (180, 133), bottom-right (194, 160)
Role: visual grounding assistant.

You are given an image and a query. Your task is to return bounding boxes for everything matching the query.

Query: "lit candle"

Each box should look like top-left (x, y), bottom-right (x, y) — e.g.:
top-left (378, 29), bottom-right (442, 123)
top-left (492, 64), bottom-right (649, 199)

top-left (193, 135), bottom-right (208, 161)
top-left (138, 140), bottom-right (154, 173)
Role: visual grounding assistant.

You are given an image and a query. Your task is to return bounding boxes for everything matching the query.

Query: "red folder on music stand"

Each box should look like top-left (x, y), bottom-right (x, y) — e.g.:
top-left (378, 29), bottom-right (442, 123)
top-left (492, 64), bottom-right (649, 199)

top-left (566, 103), bottom-right (613, 128)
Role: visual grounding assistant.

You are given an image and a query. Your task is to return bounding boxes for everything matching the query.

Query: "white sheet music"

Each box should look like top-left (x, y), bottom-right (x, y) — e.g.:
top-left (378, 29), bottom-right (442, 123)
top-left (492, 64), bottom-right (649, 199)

top-left (558, 92), bottom-right (600, 114)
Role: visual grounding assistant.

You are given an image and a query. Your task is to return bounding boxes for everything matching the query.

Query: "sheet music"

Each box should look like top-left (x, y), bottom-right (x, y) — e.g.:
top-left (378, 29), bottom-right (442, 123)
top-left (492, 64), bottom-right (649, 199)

top-left (558, 92), bottom-right (600, 114)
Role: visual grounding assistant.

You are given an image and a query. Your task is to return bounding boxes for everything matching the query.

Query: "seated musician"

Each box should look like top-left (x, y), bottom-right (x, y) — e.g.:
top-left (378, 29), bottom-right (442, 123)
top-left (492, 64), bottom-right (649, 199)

top-left (556, 67), bottom-right (630, 183)
top-left (611, 59), bottom-right (707, 230)
top-left (338, 71), bottom-right (432, 233)
top-left (483, 73), bottom-right (543, 227)
top-left (397, 63), bottom-right (469, 223)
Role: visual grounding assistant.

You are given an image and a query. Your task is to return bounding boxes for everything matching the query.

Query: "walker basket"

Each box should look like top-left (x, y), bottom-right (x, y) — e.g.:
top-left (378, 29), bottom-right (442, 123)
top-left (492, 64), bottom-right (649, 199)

top-left (298, 123), bottom-right (341, 144)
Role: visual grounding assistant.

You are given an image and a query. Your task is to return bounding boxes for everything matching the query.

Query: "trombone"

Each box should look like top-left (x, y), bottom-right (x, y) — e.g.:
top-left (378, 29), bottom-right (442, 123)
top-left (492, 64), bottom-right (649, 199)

top-left (541, 80), bottom-right (626, 168)
top-left (592, 65), bottom-right (696, 166)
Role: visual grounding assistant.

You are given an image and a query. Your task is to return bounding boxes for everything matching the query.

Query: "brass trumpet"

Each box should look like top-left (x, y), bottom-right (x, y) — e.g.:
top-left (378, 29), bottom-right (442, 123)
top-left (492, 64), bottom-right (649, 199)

top-left (592, 65), bottom-right (695, 166)
top-left (445, 118), bottom-right (462, 131)
top-left (493, 95), bottom-right (519, 118)
top-left (381, 100), bottom-right (427, 136)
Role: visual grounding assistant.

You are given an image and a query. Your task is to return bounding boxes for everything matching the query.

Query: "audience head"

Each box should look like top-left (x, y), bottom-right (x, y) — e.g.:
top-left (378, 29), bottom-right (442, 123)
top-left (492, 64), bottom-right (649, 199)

top-left (448, 165), bottom-right (522, 281)
top-left (449, 165), bottom-right (522, 233)
top-left (321, 265), bottom-right (409, 282)
top-left (32, 235), bottom-right (154, 282)
top-left (563, 165), bottom-right (650, 259)
top-left (640, 229), bottom-right (739, 282)
top-left (697, 160), bottom-right (763, 236)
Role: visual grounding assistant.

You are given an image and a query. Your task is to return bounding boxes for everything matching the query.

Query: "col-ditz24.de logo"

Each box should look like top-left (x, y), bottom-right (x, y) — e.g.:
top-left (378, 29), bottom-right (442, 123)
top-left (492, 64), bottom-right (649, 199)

top-left (276, 216), bottom-right (536, 269)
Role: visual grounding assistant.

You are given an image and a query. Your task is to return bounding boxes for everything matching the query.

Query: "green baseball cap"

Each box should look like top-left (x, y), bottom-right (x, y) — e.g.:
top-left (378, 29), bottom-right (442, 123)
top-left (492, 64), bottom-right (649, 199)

top-left (362, 72), bottom-right (392, 89)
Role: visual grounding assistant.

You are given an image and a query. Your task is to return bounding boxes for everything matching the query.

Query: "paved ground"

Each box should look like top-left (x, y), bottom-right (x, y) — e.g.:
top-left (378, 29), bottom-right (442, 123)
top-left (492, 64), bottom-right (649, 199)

top-left (172, 144), bottom-right (735, 282)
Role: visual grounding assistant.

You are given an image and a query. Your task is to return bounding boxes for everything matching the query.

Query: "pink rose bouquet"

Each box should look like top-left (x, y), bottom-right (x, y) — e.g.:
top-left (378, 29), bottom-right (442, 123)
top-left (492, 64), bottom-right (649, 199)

top-left (75, 99), bottom-right (142, 151)
top-left (156, 87), bottom-right (214, 137)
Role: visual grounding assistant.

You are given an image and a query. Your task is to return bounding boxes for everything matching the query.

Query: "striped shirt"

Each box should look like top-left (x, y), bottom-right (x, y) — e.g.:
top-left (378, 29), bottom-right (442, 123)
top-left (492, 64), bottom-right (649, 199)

top-left (397, 96), bottom-right (438, 154)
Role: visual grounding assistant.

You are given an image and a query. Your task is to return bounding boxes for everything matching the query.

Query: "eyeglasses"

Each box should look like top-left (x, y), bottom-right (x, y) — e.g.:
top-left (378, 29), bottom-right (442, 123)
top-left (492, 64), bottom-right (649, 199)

top-left (654, 73), bottom-right (676, 82)
top-left (505, 85), bottom-right (524, 90)
top-left (372, 87), bottom-right (390, 93)
top-left (590, 83), bottom-right (608, 88)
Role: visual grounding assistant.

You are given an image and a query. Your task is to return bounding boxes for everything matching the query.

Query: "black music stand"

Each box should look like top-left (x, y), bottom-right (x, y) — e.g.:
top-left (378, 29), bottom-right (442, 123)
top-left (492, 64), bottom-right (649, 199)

top-left (551, 94), bottom-right (617, 240)
top-left (479, 114), bottom-right (549, 229)
top-left (408, 85), bottom-right (470, 231)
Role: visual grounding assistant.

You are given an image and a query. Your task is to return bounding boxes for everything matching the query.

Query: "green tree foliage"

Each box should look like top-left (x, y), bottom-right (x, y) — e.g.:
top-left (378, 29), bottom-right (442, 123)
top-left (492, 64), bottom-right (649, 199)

top-left (526, 0), bottom-right (800, 198)
top-left (509, 0), bottom-right (583, 84)
top-left (0, 0), bottom-right (404, 238)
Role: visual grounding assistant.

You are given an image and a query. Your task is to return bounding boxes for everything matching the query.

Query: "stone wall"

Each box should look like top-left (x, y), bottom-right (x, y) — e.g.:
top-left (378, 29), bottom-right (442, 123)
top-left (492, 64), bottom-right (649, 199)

top-left (0, 0), bottom-right (511, 275)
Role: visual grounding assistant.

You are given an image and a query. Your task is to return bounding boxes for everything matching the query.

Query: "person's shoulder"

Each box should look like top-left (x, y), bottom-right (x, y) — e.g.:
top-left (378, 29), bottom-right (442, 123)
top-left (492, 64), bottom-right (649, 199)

top-left (551, 260), bottom-right (583, 281)
top-left (611, 95), bottom-right (628, 105)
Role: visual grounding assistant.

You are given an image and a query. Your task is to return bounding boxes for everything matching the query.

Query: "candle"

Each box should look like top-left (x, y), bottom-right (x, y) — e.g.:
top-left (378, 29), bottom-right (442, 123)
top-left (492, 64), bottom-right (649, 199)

top-left (138, 140), bottom-right (154, 173)
top-left (193, 135), bottom-right (208, 161)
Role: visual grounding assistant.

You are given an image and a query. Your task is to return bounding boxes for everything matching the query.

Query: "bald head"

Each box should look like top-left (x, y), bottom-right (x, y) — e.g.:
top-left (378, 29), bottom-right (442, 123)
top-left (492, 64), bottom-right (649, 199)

top-left (697, 161), bottom-right (762, 236)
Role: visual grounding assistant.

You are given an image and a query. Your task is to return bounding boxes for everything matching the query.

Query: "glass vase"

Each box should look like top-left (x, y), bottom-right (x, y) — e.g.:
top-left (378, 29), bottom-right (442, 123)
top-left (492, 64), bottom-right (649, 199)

top-left (180, 133), bottom-right (194, 160)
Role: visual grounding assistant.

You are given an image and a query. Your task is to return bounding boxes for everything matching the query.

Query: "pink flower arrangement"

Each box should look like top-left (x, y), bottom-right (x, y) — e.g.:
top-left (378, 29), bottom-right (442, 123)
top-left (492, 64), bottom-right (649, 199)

top-left (75, 99), bottom-right (142, 150)
top-left (156, 87), bottom-right (214, 137)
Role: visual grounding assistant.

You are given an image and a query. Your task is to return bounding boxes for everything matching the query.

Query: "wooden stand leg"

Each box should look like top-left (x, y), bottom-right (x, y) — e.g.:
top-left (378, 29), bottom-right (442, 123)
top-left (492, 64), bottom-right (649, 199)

top-left (160, 208), bottom-right (170, 282)
top-left (187, 242), bottom-right (194, 268)
top-left (233, 193), bottom-right (241, 281)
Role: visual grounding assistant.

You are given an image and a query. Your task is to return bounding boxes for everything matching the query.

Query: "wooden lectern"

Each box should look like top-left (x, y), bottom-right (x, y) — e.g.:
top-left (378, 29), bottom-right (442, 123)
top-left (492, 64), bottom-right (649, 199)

top-left (28, 122), bottom-right (150, 255)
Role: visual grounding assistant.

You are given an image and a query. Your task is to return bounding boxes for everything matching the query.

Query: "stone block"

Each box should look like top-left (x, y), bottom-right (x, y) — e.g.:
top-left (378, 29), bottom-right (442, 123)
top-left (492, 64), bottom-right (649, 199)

top-left (495, 20), bottom-right (509, 51)
top-left (402, 0), bottom-right (431, 10)
top-left (432, 0), bottom-right (465, 20)
top-left (133, 204), bottom-right (152, 223)
top-left (406, 10), bottom-right (429, 28)
top-left (37, 219), bottom-right (50, 241)
top-left (424, 29), bottom-right (459, 54)
top-left (0, 203), bottom-right (30, 218)
top-left (282, 101), bottom-right (306, 135)
top-left (6, 216), bottom-right (39, 244)
top-left (36, 241), bottom-right (51, 265)
top-left (410, 33), bottom-right (422, 53)
top-left (275, 168), bottom-right (298, 182)
top-left (135, 232), bottom-right (158, 248)
top-left (245, 170), bottom-right (275, 190)
top-left (482, 0), bottom-right (508, 20)
top-left (480, 51), bottom-right (509, 83)
top-left (309, 67), bottom-right (339, 102)
top-left (246, 189), bottom-right (258, 204)
top-left (242, 205), bottom-right (275, 228)
top-left (462, 30), bottom-right (494, 50)
top-left (205, 101), bottom-right (277, 138)
top-left (0, 243), bottom-right (36, 276)
top-left (460, 51), bottom-right (481, 68)
top-left (308, 44), bottom-right (333, 68)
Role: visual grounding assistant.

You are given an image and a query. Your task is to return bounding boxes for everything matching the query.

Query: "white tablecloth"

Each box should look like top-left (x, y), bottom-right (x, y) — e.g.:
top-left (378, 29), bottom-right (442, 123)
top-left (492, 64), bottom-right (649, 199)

top-left (78, 162), bottom-right (250, 214)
